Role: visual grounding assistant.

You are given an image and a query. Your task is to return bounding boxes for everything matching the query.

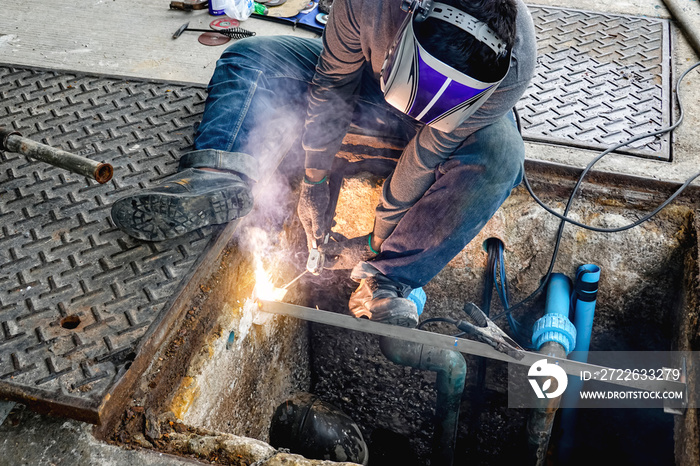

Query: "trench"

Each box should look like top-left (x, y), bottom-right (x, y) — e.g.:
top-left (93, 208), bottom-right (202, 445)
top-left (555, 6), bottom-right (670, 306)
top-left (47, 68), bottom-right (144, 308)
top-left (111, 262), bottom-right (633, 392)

top-left (109, 165), bottom-right (700, 466)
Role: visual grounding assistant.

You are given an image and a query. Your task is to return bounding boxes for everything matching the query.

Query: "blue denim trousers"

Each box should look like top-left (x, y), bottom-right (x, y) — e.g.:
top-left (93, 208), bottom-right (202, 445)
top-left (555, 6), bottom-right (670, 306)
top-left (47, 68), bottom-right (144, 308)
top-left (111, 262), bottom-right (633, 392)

top-left (186, 35), bottom-right (524, 288)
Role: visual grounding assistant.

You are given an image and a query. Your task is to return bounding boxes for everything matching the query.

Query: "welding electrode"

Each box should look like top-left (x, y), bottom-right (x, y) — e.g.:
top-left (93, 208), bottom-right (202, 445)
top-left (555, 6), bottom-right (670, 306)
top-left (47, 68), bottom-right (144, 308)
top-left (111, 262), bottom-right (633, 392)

top-left (282, 270), bottom-right (308, 290)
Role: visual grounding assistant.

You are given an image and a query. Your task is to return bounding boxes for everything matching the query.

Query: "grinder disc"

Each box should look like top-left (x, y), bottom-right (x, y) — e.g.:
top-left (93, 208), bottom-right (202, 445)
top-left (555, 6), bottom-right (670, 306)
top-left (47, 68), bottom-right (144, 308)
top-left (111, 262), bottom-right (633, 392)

top-left (210, 17), bottom-right (240, 29)
top-left (198, 32), bottom-right (231, 46)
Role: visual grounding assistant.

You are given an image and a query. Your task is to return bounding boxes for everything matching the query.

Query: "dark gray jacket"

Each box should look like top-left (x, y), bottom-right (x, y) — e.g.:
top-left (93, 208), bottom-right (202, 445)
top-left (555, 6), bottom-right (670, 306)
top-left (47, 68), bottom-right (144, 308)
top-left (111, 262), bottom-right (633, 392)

top-left (302, 0), bottom-right (537, 237)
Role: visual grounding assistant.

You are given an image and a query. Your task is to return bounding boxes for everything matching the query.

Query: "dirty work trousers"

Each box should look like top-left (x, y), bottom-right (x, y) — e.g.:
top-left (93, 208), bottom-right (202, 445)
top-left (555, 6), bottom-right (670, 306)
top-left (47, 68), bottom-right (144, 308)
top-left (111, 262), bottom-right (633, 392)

top-left (181, 35), bottom-right (524, 288)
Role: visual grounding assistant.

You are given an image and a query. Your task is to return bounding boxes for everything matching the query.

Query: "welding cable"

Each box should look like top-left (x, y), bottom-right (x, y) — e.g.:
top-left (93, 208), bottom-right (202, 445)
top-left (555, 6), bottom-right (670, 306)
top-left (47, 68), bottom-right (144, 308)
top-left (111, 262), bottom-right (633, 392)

top-left (416, 316), bottom-right (462, 330)
top-left (481, 238), bottom-right (499, 316)
top-left (493, 240), bottom-right (535, 348)
top-left (489, 60), bottom-right (700, 325)
top-left (420, 239), bottom-right (498, 336)
top-left (418, 240), bottom-right (534, 347)
top-left (523, 60), bottom-right (700, 233)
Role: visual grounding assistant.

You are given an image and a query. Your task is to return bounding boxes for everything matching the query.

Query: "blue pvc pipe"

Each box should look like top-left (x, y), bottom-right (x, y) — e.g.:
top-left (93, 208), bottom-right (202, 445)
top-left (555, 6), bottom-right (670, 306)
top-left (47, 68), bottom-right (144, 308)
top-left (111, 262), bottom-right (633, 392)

top-left (571, 264), bottom-right (600, 360)
top-left (544, 274), bottom-right (572, 317)
top-left (408, 287), bottom-right (426, 316)
top-left (528, 273), bottom-right (576, 465)
top-left (532, 274), bottom-right (577, 353)
top-left (558, 265), bottom-right (600, 463)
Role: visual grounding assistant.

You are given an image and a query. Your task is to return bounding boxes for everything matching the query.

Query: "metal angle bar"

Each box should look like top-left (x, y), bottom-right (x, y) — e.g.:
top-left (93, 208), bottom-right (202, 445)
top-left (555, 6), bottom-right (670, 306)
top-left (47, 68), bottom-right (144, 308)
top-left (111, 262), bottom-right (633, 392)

top-left (259, 300), bottom-right (687, 394)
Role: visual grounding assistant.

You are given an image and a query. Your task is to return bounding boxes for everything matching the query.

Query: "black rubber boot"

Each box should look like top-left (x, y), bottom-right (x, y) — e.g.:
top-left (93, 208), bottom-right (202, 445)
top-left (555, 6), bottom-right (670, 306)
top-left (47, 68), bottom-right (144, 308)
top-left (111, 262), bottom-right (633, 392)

top-left (349, 273), bottom-right (419, 328)
top-left (111, 168), bottom-right (253, 241)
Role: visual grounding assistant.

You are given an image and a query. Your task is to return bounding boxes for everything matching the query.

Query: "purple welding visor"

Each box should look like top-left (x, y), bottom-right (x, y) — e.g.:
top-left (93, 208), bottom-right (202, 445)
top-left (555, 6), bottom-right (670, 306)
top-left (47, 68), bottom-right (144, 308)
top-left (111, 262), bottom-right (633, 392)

top-left (380, 2), bottom-right (511, 132)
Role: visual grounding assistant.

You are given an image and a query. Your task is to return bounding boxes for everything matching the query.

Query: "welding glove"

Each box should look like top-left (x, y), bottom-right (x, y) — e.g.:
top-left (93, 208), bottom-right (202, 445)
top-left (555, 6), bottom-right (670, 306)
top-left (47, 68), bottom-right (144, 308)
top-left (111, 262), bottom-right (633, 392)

top-left (297, 177), bottom-right (331, 250)
top-left (320, 233), bottom-right (377, 270)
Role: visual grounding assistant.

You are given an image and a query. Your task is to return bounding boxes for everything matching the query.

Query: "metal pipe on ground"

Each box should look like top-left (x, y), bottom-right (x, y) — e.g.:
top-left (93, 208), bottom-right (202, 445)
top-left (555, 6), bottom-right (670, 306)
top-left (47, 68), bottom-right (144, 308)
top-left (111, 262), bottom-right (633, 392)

top-left (378, 336), bottom-right (467, 466)
top-left (662, 0), bottom-right (700, 58)
top-left (0, 127), bottom-right (113, 183)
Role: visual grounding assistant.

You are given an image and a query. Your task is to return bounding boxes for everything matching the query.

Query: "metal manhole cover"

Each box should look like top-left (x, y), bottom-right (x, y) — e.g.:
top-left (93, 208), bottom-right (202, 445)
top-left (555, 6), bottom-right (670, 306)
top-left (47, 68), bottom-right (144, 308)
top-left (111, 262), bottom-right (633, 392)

top-left (517, 6), bottom-right (672, 160)
top-left (0, 64), bottom-right (218, 422)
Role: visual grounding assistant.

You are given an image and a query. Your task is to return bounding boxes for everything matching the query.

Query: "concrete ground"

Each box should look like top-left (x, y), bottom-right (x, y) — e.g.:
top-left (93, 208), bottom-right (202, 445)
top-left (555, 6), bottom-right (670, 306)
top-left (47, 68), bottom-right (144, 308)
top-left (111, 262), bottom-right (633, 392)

top-left (1, 0), bottom-right (699, 464)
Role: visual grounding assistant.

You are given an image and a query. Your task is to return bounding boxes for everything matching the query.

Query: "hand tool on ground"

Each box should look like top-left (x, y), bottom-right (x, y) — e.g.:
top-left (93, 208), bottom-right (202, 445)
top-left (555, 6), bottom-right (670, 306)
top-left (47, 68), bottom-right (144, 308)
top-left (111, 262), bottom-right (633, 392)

top-left (257, 300), bottom-right (687, 397)
top-left (0, 127), bottom-right (113, 183)
top-left (172, 22), bottom-right (256, 40)
top-left (169, 0), bottom-right (209, 10)
top-left (306, 232), bottom-right (329, 275)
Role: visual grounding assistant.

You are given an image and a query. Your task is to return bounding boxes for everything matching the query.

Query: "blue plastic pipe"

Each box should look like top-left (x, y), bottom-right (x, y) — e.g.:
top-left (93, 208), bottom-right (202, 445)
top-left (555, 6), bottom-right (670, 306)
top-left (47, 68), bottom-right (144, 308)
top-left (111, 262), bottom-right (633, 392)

top-left (571, 264), bottom-right (600, 359)
top-left (545, 273), bottom-right (572, 317)
top-left (558, 264), bottom-right (600, 462)
top-left (528, 273), bottom-right (577, 465)
top-left (532, 274), bottom-right (577, 354)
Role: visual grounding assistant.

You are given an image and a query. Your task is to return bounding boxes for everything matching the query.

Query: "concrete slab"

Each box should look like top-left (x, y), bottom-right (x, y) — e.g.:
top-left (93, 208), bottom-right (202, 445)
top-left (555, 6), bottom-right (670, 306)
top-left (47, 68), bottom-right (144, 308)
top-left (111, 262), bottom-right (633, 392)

top-left (0, 1), bottom-right (319, 85)
top-left (1, 404), bottom-right (202, 465)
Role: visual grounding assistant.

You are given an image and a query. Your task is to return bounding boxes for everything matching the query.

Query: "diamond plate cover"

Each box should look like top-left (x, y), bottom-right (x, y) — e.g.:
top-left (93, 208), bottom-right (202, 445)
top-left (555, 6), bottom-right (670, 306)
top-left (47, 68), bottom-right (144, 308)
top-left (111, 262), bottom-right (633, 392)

top-left (0, 64), bottom-right (218, 419)
top-left (517, 6), bottom-right (672, 160)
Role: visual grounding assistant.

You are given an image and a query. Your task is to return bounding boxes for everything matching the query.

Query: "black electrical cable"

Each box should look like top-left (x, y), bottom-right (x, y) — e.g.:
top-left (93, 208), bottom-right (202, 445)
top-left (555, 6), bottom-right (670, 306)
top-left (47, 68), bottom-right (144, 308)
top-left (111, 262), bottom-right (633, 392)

top-left (482, 238), bottom-right (499, 315)
top-left (489, 60), bottom-right (700, 324)
top-left (416, 316), bottom-right (459, 330)
top-left (525, 60), bottom-right (700, 233)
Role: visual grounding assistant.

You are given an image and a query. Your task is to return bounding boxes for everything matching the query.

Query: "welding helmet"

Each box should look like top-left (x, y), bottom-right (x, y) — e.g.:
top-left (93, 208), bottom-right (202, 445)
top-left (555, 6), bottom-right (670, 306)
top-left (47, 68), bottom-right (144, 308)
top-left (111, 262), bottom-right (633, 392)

top-left (380, 0), bottom-right (511, 132)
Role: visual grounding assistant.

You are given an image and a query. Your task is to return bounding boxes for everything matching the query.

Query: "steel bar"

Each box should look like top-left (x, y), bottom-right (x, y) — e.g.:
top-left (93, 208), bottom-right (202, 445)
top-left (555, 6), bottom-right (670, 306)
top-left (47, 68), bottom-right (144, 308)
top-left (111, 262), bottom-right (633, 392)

top-left (258, 300), bottom-right (687, 394)
top-left (0, 127), bottom-right (113, 183)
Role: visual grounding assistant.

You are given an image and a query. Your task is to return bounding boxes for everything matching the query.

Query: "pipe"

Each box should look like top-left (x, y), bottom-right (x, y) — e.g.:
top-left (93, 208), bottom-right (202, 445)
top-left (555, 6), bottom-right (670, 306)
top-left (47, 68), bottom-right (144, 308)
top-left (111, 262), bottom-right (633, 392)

top-left (379, 336), bottom-right (467, 466)
top-left (662, 0), bottom-right (700, 58)
top-left (571, 264), bottom-right (600, 358)
top-left (527, 341), bottom-right (568, 465)
top-left (558, 265), bottom-right (600, 462)
top-left (527, 273), bottom-right (577, 466)
top-left (532, 274), bottom-right (577, 354)
top-left (0, 127), bottom-right (113, 183)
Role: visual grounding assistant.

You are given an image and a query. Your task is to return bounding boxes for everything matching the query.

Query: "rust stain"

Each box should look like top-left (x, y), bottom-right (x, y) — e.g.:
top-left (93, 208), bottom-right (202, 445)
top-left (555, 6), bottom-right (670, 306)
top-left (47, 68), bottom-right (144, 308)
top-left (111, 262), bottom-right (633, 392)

top-left (170, 376), bottom-right (200, 420)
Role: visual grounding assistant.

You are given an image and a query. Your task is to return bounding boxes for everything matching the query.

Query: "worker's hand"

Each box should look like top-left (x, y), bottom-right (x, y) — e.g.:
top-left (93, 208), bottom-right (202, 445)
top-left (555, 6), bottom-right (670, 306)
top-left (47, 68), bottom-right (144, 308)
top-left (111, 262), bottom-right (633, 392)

top-left (320, 233), bottom-right (378, 270)
top-left (297, 177), bottom-right (331, 250)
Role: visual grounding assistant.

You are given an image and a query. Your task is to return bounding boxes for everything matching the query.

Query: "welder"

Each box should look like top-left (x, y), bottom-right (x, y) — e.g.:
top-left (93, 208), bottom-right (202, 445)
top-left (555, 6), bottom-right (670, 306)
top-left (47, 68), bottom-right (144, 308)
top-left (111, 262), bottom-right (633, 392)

top-left (111, 0), bottom-right (537, 328)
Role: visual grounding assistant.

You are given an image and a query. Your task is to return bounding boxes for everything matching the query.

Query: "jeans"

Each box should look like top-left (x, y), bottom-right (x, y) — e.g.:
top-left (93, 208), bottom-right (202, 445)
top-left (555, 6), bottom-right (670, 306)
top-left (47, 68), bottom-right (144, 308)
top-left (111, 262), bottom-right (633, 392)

top-left (186, 35), bottom-right (524, 288)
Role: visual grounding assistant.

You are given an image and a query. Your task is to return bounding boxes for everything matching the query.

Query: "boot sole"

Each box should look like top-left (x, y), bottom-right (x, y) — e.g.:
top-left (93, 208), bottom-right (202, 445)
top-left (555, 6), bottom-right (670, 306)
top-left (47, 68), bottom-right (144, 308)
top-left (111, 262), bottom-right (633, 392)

top-left (111, 185), bottom-right (253, 241)
top-left (351, 299), bottom-right (419, 328)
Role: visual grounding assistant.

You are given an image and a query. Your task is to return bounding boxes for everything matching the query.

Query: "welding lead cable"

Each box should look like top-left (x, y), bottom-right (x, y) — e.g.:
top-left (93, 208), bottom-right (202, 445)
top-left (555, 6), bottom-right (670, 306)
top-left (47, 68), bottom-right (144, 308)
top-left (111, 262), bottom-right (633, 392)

top-left (524, 60), bottom-right (700, 233)
top-left (491, 60), bottom-right (700, 323)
